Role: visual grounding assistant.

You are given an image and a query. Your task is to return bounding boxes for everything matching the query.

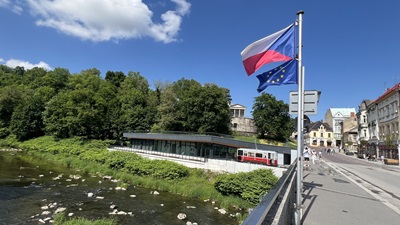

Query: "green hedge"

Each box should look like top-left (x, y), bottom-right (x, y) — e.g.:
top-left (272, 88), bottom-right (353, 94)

top-left (214, 168), bottom-right (278, 204)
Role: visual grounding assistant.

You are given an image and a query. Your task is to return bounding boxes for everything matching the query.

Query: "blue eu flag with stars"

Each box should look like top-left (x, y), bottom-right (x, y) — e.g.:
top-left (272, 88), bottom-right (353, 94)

top-left (256, 59), bottom-right (298, 93)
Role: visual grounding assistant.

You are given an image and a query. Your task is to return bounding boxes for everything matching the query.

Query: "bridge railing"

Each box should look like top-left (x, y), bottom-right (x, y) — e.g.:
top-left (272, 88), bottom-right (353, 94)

top-left (241, 161), bottom-right (297, 225)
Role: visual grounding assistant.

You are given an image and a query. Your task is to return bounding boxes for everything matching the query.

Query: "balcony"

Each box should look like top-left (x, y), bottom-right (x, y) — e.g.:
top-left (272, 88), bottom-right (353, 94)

top-left (358, 123), bottom-right (368, 129)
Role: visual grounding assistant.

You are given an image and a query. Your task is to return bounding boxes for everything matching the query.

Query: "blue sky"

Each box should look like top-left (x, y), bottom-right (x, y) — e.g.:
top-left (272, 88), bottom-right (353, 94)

top-left (1, 0), bottom-right (400, 122)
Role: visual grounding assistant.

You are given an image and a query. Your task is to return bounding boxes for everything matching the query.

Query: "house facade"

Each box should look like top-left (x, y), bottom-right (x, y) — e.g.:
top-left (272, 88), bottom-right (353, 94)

top-left (356, 83), bottom-right (400, 161)
top-left (229, 104), bottom-right (256, 135)
top-left (325, 108), bottom-right (357, 147)
top-left (305, 121), bottom-right (334, 148)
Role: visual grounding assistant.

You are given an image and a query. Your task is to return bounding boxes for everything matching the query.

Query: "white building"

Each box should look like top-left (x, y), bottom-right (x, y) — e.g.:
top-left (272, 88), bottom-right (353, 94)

top-left (357, 100), bottom-right (373, 143)
top-left (230, 104), bottom-right (256, 135)
top-left (325, 108), bottom-right (357, 147)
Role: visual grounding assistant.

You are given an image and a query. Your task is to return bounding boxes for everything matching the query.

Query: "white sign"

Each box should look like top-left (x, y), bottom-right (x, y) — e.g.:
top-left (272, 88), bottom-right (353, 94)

top-left (289, 90), bottom-right (321, 115)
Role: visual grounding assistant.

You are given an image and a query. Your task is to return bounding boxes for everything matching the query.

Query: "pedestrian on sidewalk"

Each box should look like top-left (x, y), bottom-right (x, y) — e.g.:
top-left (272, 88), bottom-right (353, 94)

top-left (311, 150), bottom-right (317, 164)
top-left (304, 147), bottom-right (310, 168)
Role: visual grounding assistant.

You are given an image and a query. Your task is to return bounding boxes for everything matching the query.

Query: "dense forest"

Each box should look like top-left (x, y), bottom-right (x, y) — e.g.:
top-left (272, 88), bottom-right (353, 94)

top-left (0, 65), bottom-right (295, 143)
top-left (0, 65), bottom-right (232, 142)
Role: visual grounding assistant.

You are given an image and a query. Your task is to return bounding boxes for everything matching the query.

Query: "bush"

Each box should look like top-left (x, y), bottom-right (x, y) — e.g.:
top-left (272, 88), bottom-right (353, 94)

top-left (214, 168), bottom-right (278, 205)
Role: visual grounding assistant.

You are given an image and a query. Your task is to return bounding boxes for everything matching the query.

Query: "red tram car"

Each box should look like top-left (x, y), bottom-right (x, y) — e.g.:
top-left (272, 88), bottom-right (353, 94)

top-left (236, 148), bottom-right (278, 166)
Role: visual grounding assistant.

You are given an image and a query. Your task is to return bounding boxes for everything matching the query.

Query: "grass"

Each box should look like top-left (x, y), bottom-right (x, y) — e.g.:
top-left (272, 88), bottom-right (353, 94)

top-left (233, 134), bottom-right (297, 149)
top-left (53, 214), bottom-right (117, 225)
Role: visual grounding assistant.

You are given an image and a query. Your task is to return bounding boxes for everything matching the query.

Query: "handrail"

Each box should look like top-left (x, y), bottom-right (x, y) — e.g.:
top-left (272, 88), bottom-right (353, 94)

top-left (241, 161), bottom-right (297, 225)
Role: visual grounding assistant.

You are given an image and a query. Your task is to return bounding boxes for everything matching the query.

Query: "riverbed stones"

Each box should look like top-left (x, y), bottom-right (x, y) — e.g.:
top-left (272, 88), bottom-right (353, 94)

top-left (117, 211), bottom-right (127, 215)
top-left (177, 213), bottom-right (187, 220)
top-left (54, 207), bottom-right (66, 214)
top-left (41, 211), bottom-right (51, 215)
top-left (87, 192), bottom-right (94, 197)
top-left (186, 222), bottom-right (198, 225)
top-left (218, 208), bottom-right (227, 214)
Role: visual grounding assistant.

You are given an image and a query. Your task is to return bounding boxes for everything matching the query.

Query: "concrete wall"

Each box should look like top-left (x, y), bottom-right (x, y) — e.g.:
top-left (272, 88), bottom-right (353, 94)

top-left (109, 147), bottom-right (288, 178)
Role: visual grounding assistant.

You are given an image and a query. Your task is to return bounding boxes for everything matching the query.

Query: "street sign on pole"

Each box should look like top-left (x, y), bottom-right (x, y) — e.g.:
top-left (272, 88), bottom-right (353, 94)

top-left (289, 90), bottom-right (321, 115)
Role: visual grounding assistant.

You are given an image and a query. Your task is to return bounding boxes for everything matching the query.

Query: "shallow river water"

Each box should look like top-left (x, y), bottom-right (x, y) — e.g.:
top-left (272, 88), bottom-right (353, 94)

top-left (0, 151), bottom-right (239, 225)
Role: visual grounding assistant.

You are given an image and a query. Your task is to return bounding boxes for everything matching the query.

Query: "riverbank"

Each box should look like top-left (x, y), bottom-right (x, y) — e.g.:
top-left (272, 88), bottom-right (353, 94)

top-left (1, 151), bottom-right (238, 225)
top-left (0, 135), bottom-right (279, 223)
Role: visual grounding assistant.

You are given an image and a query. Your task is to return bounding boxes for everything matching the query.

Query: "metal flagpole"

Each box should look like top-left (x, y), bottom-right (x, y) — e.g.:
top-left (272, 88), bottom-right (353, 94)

top-left (295, 10), bottom-right (304, 225)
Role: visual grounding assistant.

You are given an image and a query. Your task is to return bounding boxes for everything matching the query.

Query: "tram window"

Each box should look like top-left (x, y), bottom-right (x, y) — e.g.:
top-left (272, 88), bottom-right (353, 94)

top-left (244, 152), bottom-right (248, 156)
top-left (249, 152), bottom-right (254, 157)
top-left (255, 153), bottom-right (262, 158)
top-left (237, 150), bottom-right (243, 156)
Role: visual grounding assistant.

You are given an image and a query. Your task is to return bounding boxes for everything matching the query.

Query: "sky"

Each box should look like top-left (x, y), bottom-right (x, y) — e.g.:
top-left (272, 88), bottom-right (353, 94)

top-left (1, 0), bottom-right (400, 122)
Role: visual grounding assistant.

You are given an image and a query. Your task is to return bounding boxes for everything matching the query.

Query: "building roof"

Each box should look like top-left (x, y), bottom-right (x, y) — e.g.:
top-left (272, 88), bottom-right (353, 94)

top-left (328, 108), bottom-right (356, 118)
top-left (309, 121), bottom-right (333, 132)
top-left (123, 132), bottom-right (292, 154)
top-left (375, 83), bottom-right (400, 103)
top-left (230, 104), bottom-right (246, 109)
top-left (361, 99), bottom-right (374, 106)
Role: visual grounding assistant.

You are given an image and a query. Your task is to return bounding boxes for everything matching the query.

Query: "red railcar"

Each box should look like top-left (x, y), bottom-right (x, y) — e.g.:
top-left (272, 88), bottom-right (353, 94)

top-left (236, 148), bottom-right (278, 166)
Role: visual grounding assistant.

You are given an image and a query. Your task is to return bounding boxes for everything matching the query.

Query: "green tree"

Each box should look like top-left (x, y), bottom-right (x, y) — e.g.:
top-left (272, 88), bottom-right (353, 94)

top-left (252, 93), bottom-right (292, 140)
top-left (43, 69), bottom-right (117, 139)
top-left (0, 86), bottom-right (26, 129)
top-left (34, 67), bottom-right (70, 92)
top-left (23, 67), bottom-right (47, 87)
top-left (155, 78), bottom-right (231, 134)
top-left (105, 71), bottom-right (126, 88)
top-left (153, 82), bottom-right (180, 131)
top-left (0, 65), bottom-right (23, 88)
top-left (10, 94), bottom-right (46, 141)
top-left (183, 83), bottom-right (231, 134)
top-left (118, 72), bottom-right (156, 132)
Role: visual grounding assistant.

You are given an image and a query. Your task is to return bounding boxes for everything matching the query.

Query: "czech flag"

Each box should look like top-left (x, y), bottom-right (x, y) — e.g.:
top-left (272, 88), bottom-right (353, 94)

top-left (241, 23), bottom-right (295, 76)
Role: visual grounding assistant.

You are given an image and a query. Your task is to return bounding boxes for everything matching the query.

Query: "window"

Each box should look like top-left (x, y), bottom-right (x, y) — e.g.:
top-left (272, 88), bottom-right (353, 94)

top-left (313, 132), bottom-right (316, 137)
top-left (256, 153), bottom-right (262, 158)
top-left (320, 133), bottom-right (323, 137)
top-left (328, 133), bottom-right (331, 138)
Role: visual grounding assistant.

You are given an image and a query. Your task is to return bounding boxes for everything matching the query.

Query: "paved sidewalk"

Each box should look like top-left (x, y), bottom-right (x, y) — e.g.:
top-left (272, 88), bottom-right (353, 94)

top-left (301, 159), bottom-right (400, 225)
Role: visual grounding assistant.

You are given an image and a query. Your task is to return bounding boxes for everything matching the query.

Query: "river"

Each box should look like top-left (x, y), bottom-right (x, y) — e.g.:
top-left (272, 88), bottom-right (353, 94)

top-left (0, 151), bottom-right (239, 225)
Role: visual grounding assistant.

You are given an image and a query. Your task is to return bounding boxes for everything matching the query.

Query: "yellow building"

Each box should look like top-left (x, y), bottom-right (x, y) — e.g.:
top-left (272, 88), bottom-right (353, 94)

top-left (305, 121), bottom-right (334, 148)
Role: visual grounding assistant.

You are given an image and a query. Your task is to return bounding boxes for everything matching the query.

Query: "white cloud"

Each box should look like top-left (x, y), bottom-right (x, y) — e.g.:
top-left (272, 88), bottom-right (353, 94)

top-left (0, 0), bottom-right (23, 14)
top-left (17, 0), bottom-right (191, 43)
top-left (2, 58), bottom-right (52, 70)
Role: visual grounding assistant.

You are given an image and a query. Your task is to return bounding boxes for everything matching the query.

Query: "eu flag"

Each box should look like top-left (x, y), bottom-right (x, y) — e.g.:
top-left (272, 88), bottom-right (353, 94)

top-left (256, 59), bottom-right (298, 93)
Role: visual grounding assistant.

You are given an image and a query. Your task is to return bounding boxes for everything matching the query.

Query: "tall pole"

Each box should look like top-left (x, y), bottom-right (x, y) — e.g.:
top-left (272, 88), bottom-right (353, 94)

top-left (295, 10), bottom-right (304, 225)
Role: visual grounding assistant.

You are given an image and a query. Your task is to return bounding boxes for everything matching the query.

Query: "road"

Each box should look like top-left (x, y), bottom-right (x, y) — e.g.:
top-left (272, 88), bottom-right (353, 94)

top-left (322, 150), bottom-right (400, 214)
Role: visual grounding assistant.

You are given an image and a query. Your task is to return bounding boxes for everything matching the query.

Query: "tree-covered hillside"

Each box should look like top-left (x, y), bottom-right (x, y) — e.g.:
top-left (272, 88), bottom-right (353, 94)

top-left (0, 65), bottom-right (232, 141)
